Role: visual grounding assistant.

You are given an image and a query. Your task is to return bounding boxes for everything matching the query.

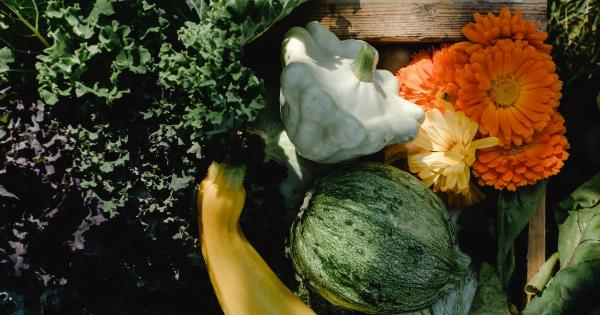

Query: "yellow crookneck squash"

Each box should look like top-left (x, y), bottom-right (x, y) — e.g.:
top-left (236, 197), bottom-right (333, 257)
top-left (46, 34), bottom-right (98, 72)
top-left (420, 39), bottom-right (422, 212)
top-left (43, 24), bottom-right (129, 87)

top-left (197, 161), bottom-right (315, 315)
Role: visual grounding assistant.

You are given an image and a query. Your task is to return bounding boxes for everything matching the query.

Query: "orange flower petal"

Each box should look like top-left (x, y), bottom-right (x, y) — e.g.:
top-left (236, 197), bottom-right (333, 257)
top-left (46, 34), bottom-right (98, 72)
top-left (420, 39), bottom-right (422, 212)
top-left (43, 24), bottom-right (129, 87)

top-left (473, 113), bottom-right (569, 190)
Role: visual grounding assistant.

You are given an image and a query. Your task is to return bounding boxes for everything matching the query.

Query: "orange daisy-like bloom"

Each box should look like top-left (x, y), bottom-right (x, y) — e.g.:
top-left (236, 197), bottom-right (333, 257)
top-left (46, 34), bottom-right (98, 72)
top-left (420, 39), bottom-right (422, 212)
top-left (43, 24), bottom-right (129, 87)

top-left (396, 54), bottom-right (438, 111)
top-left (462, 7), bottom-right (551, 53)
top-left (472, 112), bottom-right (569, 191)
top-left (431, 46), bottom-right (469, 100)
top-left (455, 39), bottom-right (562, 145)
top-left (396, 47), bottom-right (468, 112)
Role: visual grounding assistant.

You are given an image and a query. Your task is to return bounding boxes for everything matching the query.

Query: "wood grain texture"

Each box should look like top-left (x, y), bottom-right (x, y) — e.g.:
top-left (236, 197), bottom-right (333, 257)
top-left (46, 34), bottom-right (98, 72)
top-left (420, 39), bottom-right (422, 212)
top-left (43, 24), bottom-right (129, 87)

top-left (271, 0), bottom-right (547, 43)
top-left (526, 188), bottom-right (546, 303)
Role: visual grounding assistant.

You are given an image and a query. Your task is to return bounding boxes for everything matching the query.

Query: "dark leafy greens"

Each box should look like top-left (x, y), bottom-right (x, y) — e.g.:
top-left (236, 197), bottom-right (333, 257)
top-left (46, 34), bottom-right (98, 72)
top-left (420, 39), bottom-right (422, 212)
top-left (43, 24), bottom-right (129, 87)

top-left (524, 173), bottom-right (600, 315)
top-left (1, 0), bottom-right (307, 313)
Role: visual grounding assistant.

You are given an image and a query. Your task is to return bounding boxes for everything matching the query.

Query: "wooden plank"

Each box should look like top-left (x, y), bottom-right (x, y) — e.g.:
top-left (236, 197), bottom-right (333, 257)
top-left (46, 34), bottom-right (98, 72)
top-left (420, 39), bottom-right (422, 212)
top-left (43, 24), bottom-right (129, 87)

top-left (526, 187), bottom-right (546, 303)
top-left (272, 0), bottom-right (547, 43)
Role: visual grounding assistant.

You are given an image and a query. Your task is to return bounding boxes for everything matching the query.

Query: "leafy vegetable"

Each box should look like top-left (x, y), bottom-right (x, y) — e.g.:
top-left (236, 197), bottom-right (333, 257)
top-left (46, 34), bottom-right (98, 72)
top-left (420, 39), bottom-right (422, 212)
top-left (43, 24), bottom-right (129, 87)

top-left (2, 0), bottom-right (307, 313)
top-left (523, 172), bottom-right (600, 314)
top-left (524, 252), bottom-right (559, 295)
top-left (0, 0), bottom-right (50, 48)
top-left (523, 259), bottom-right (600, 315)
top-left (36, 0), bottom-right (166, 105)
top-left (0, 95), bottom-right (105, 313)
top-left (158, 0), bottom-right (308, 146)
top-left (555, 172), bottom-right (600, 224)
top-left (469, 263), bottom-right (512, 315)
top-left (497, 181), bottom-right (547, 288)
top-left (558, 206), bottom-right (600, 268)
top-left (549, 0), bottom-right (600, 83)
top-left (0, 0), bottom-right (50, 92)
top-left (0, 47), bottom-right (13, 85)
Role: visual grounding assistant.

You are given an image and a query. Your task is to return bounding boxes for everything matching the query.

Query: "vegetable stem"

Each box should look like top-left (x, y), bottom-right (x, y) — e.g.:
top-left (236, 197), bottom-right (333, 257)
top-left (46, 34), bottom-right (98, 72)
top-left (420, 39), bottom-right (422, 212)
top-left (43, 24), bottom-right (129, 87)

top-left (207, 162), bottom-right (246, 190)
top-left (351, 43), bottom-right (377, 82)
top-left (9, 6), bottom-right (50, 48)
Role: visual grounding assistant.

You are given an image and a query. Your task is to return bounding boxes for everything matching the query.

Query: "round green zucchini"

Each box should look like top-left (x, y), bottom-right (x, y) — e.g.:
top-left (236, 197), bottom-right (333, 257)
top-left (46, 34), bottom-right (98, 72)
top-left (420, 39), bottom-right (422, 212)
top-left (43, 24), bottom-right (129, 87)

top-left (290, 162), bottom-right (470, 314)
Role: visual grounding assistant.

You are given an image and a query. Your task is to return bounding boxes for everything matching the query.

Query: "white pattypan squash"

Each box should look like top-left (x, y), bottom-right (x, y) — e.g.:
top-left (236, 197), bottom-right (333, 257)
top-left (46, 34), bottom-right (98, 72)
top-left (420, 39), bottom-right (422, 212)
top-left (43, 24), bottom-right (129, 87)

top-left (280, 21), bottom-right (424, 164)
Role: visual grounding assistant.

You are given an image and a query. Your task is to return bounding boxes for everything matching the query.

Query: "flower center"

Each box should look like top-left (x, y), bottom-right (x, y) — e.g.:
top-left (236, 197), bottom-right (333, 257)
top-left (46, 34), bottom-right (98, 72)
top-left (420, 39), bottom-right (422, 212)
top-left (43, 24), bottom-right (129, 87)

top-left (491, 76), bottom-right (520, 108)
top-left (448, 142), bottom-right (467, 156)
top-left (506, 144), bottom-right (528, 155)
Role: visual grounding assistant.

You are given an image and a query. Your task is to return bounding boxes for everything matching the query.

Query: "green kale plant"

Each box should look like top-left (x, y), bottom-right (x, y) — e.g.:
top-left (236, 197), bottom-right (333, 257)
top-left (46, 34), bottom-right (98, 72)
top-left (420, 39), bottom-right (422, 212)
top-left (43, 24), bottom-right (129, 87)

top-left (0, 0), bottom-right (307, 313)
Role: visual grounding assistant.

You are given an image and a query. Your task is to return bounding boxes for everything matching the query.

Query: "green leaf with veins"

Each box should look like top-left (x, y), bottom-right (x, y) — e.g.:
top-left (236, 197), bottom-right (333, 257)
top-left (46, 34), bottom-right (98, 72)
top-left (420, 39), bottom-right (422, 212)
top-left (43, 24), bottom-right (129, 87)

top-left (523, 259), bottom-right (600, 315)
top-left (523, 172), bottom-right (600, 313)
top-left (1, 0), bottom-right (50, 47)
top-left (558, 204), bottom-right (600, 268)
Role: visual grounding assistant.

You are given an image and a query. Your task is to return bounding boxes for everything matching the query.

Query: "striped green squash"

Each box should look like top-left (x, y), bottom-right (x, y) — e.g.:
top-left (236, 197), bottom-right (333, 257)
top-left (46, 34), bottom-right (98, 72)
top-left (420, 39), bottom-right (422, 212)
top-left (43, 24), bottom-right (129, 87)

top-left (290, 162), bottom-right (470, 314)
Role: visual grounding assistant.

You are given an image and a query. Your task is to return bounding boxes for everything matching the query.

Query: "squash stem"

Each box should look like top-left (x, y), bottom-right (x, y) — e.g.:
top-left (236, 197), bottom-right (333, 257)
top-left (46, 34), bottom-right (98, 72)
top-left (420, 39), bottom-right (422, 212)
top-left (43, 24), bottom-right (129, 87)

top-left (351, 43), bottom-right (378, 82)
top-left (207, 162), bottom-right (246, 190)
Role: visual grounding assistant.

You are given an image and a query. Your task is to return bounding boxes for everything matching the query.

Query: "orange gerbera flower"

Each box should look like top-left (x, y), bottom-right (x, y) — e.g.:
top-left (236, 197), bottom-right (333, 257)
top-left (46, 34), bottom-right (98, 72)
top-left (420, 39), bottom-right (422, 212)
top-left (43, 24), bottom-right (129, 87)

top-left (462, 7), bottom-right (551, 52)
top-left (455, 39), bottom-right (562, 145)
top-left (396, 47), bottom-right (468, 112)
top-left (472, 112), bottom-right (569, 191)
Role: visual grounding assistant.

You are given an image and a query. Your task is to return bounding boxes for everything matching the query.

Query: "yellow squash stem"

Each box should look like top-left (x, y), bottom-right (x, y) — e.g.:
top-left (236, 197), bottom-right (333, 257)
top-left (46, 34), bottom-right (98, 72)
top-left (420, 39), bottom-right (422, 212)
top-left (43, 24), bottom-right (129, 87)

top-left (197, 162), bottom-right (316, 315)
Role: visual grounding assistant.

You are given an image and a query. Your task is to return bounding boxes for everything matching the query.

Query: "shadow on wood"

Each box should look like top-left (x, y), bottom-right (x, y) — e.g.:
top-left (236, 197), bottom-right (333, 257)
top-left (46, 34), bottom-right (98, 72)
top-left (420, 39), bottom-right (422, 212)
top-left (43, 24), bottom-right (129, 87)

top-left (266, 0), bottom-right (547, 44)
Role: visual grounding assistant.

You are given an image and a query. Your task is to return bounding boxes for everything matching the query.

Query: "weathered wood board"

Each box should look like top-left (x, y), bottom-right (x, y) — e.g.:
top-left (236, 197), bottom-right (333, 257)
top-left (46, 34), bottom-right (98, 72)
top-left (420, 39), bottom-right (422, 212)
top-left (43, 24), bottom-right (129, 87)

top-left (272, 0), bottom-right (547, 43)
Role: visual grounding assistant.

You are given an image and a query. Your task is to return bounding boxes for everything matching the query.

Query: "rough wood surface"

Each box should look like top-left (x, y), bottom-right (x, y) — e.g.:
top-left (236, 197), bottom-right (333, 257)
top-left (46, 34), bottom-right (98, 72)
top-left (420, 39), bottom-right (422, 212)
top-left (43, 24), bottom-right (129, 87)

top-left (269, 0), bottom-right (547, 43)
top-left (526, 188), bottom-right (546, 303)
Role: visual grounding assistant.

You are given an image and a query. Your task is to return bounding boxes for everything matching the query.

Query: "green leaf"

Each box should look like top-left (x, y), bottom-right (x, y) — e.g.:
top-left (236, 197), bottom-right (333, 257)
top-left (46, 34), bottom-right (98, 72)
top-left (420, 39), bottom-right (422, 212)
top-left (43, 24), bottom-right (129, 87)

top-left (558, 206), bottom-right (600, 268)
top-left (1, 0), bottom-right (50, 47)
top-left (0, 46), bottom-right (13, 83)
top-left (524, 252), bottom-right (560, 295)
top-left (0, 12), bottom-right (8, 29)
top-left (469, 263), bottom-right (512, 315)
top-left (556, 172), bottom-right (600, 224)
top-left (497, 181), bottom-right (547, 288)
top-left (169, 173), bottom-right (194, 191)
top-left (37, 0), bottom-right (163, 105)
top-left (2, 0), bottom-right (38, 24)
top-left (186, 0), bottom-right (206, 20)
top-left (0, 46), bottom-right (13, 71)
top-left (523, 259), bottom-right (600, 315)
top-left (246, 0), bottom-right (310, 43)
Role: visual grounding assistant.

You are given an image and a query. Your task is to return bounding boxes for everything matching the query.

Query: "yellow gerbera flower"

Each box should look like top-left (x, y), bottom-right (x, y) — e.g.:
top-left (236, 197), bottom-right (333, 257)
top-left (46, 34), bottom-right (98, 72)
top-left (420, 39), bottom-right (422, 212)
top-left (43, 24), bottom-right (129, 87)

top-left (407, 106), bottom-right (499, 207)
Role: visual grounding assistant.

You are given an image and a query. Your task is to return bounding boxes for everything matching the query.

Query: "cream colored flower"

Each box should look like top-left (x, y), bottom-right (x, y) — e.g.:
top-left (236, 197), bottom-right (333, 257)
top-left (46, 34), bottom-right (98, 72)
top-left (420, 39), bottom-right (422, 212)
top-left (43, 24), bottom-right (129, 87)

top-left (407, 106), bottom-right (499, 207)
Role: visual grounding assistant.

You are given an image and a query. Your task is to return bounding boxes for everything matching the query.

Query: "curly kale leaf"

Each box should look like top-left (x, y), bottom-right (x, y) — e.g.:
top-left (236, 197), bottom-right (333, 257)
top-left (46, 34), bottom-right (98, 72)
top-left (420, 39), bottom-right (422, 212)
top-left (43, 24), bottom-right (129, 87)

top-left (0, 95), bottom-right (108, 310)
top-left (0, 47), bottom-right (13, 85)
top-left (36, 0), bottom-right (166, 105)
top-left (158, 0), bottom-right (308, 146)
top-left (65, 124), bottom-right (131, 217)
